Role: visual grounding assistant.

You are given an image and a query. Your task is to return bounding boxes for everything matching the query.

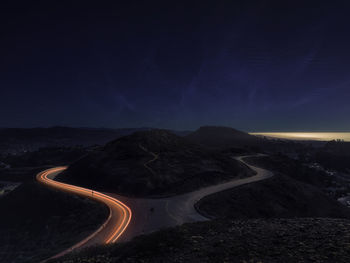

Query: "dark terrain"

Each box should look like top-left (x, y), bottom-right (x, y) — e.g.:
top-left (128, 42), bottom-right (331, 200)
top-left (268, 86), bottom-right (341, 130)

top-left (51, 132), bottom-right (350, 263)
top-left (58, 129), bottom-right (253, 197)
top-left (186, 126), bottom-right (261, 149)
top-left (0, 181), bottom-right (108, 263)
top-left (0, 166), bottom-right (50, 183)
top-left (313, 140), bottom-right (350, 173)
top-left (196, 174), bottom-right (350, 219)
top-left (244, 154), bottom-right (350, 198)
top-left (1, 146), bottom-right (87, 168)
top-left (244, 154), bottom-right (333, 189)
top-left (0, 137), bottom-right (113, 263)
top-left (51, 218), bottom-right (350, 263)
top-left (0, 127), bottom-right (193, 155)
top-left (1, 126), bottom-right (350, 263)
top-left (186, 126), bottom-right (313, 155)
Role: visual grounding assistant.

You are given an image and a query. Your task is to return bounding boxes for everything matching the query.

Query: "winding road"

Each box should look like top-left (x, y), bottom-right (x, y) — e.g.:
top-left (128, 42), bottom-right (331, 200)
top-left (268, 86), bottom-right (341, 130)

top-left (114, 155), bottom-right (274, 241)
top-left (36, 167), bottom-right (132, 260)
top-left (37, 154), bottom-right (273, 259)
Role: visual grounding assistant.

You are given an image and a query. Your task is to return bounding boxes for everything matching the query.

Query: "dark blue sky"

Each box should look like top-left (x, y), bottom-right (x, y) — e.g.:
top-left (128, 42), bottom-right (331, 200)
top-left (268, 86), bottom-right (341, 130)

top-left (1, 1), bottom-right (350, 131)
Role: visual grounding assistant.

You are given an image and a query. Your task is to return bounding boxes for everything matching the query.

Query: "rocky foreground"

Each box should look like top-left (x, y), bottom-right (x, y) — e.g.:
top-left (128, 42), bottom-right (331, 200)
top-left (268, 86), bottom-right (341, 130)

top-left (52, 218), bottom-right (350, 263)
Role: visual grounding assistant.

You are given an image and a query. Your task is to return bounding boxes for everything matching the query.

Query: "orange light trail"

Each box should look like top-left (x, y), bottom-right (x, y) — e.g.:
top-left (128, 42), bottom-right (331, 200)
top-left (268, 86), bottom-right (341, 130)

top-left (36, 167), bottom-right (132, 248)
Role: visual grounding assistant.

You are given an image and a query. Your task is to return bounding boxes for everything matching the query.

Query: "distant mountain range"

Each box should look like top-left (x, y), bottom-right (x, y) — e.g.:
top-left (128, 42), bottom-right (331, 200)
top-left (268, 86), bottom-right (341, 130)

top-left (186, 126), bottom-right (261, 148)
top-left (0, 125), bottom-right (309, 156)
top-left (0, 127), bottom-right (191, 154)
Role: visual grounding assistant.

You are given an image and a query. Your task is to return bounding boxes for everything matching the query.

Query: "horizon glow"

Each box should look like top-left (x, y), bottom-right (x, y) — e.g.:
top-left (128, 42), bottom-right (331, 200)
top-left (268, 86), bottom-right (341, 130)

top-left (250, 132), bottom-right (350, 142)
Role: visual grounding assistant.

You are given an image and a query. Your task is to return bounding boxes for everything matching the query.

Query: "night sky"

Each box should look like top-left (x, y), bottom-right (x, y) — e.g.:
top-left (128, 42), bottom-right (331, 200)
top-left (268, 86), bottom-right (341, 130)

top-left (1, 1), bottom-right (350, 131)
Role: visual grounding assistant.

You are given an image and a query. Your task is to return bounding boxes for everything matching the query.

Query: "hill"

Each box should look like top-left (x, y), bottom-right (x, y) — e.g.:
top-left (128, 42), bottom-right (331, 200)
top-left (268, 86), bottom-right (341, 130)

top-left (58, 129), bottom-right (253, 197)
top-left (243, 154), bottom-right (333, 189)
top-left (186, 126), bottom-right (260, 149)
top-left (196, 174), bottom-right (350, 219)
top-left (313, 140), bottom-right (350, 173)
top-left (185, 126), bottom-right (312, 155)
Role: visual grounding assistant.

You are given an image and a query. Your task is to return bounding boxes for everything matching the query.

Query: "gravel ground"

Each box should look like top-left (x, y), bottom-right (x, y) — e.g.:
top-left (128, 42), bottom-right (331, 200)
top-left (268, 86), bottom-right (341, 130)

top-left (53, 218), bottom-right (350, 263)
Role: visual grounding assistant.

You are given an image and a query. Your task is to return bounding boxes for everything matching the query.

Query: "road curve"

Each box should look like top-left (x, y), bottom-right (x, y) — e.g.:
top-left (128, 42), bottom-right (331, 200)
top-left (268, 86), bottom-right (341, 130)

top-left (110, 154), bottom-right (274, 241)
top-left (160, 154), bottom-right (274, 224)
top-left (36, 167), bottom-right (132, 259)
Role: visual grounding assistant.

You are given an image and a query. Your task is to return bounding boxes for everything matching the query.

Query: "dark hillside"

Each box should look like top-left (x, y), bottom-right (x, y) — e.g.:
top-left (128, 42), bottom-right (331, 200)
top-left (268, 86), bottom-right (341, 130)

top-left (314, 140), bottom-right (350, 173)
top-left (244, 154), bottom-right (333, 188)
top-left (1, 146), bottom-right (87, 168)
top-left (186, 126), bottom-right (311, 155)
top-left (0, 181), bottom-right (108, 263)
top-left (58, 129), bottom-right (253, 197)
top-left (196, 174), bottom-right (350, 219)
top-left (186, 126), bottom-right (261, 149)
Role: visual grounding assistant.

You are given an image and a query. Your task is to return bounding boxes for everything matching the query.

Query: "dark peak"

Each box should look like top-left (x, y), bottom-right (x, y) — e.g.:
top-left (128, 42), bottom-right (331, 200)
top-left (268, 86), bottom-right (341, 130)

top-left (104, 129), bottom-right (194, 153)
top-left (186, 126), bottom-right (259, 149)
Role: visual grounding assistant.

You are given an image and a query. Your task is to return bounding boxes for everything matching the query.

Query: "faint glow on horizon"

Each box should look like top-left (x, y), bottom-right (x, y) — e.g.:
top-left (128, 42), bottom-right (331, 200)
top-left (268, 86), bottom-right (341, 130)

top-left (250, 132), bottom-right (350, 142)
